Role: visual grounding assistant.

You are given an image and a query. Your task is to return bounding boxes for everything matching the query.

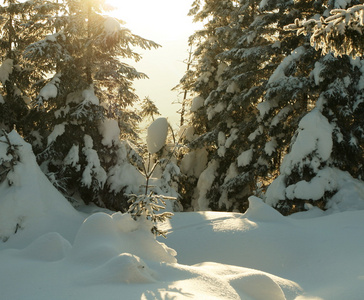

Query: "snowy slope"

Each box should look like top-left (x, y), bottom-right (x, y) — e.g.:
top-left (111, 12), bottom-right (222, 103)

top-left (162, 198), bottom-right (364, 299)
top-left (0, 132), bottom-right (363, 300)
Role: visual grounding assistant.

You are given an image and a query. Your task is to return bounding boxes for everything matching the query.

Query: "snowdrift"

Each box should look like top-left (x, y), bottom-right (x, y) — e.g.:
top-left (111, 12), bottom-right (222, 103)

top-left (0, 131), bottom-right (82, 244)
top-left (0, 131), bottom-right (363, 299)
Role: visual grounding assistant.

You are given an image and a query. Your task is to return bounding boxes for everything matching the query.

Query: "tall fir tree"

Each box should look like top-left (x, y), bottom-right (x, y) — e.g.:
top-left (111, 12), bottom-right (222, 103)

top-left (140, 96), bottom-right (161, 122)
top-left (24, 0), bottom-right (160, 210)
top-left (179, 0), bottom-right (363, 213)
top-left (264, 0), bottom-right (364, 214)
top-left (0, 0), bottom-right (58, 134)
top-left (179, 0), bottom-right (317, 211)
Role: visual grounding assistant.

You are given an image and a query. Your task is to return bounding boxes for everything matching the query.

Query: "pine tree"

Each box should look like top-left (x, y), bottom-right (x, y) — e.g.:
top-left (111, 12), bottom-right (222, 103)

top-left (287, 3), bottom-right (364, 58)
top-left (264, 0), bottom-right (364, 214)
top-left (177, 0), bottom-right (246, 210)
top-left (24, 0), bottom-right (160, 210)
top-left (178, 0), bottom-right (364, 213)
top-left (140, 96), bottom-right (161, 121)
top-left (178, 0), bottom-right (318, 211)
top-left (0, 0), bottom-right (56, 134)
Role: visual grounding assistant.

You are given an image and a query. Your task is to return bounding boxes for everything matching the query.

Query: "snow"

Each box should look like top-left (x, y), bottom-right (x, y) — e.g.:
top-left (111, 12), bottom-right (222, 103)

top-left (81, 135), bottom-right (107, 189)
top-left (265, 138), bottom-right (278, 156)
top-left (0, 58), bottom-right (13, 84)
top-left (146, 117), bottom-right (169, 154)
top-left (107, 160), bottom-right (145, 194)
top-left (190, 96), bottom-right (204, 112)
top-left (226, 81), bottom-right (240, 94)
top-left (180, 148), bottom-right (208, 177)
top-left (39, 74), bottom-right (60, 101)
top-left (259, 0), bottom-right (269, 10)
top-left (1, 131), bottom-right (364, 300)
top-left (237, 148), bottom-right (253, 167)
top-left (207, 101), bottom-right (226, 120)
top-left (268, 47), bottom-right (306, 85)
top-left (63, 144), bottom-right (80, 169)
top-left (225, 128), bottom-right (238, 148)
top-left (311, 61), bottom-right (325, 85)
top-left (47, 122), bottom-right (66, 146)
top-left (82, 86), bottom-right (99, 105)
top-left (98, 118), bottom-right (120, 146)
top-left (281, 109), bottom-right (333, 175)
top-left (194, 159), bottom-right (219, 210)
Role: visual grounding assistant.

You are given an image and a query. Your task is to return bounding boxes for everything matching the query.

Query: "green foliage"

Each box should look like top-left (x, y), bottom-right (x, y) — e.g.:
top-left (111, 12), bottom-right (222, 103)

top-left (140, 96), bottom-right (161, 121)
top-left (179, 0), bottom-right (364, 214)
top-left (127, 192), bottom-right (174, 238)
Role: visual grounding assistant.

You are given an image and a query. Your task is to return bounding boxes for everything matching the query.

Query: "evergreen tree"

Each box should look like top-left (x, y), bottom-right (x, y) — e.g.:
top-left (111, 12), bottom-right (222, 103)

top-left (287, 3), bottom-right (364, 57)
top-left (140, 96), bottom-right (160, 121)
top-left (0, 0), bottom-right (57, 134)
top-left (179, 0), bottom-right (319, 211)
top-left (179, 0), bottom-right (364, 214)
top-left (264, 0), bottom-right (364, 214)
top-left (177, 0), bottom-right (244, 210)
top-left (24, 0), bottom-right (160, 210)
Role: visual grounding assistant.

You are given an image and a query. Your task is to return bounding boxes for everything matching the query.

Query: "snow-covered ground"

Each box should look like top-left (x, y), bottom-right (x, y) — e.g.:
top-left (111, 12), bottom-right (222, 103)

top-left (0, 132), bottom-right (363, 300)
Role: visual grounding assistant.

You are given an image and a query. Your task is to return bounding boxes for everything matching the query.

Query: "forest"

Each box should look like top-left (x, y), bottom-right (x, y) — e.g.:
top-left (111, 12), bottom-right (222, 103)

top-left (0, 0), bottom-right (364, 299)
top-left (1, 0), bottom-right (363, 217)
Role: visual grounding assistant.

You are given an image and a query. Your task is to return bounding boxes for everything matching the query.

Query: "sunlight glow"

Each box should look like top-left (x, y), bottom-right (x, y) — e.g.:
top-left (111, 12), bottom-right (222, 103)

top-left (103, 0), bottom-right (201, 126)
top-left (105, 0), bottom-right (195, 42)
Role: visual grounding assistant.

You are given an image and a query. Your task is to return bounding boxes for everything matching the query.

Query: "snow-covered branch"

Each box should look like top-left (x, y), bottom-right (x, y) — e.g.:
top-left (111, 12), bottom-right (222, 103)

top-left (285, 5), bottom-right (364, 57)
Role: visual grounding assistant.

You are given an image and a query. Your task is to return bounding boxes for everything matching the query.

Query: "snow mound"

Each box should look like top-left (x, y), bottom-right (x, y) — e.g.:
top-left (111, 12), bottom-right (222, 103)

top-left (193, 262), bottom-right (301, 300)
top-left (68, 212), bottom-right (177, 265)
top-left (146, 117), bottom-right (169, 154)
top-left (21, 232), bottom-right (71, 262)
top-left (81, 253), bottom-right (156, 285)
top-left (244, 196), bottom-right (285, 222)
top-left (0, 131), bottom-right (79, 242)
top-left (230, 272), bottom-right (287, 300)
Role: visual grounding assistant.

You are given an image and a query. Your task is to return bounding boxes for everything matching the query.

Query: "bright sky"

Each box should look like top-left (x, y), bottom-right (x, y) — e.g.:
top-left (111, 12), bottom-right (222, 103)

top-left (106, 0), bottom-right (201, 127)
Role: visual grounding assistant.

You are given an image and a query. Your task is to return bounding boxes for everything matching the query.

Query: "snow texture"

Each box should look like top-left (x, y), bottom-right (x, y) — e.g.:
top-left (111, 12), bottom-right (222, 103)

top-left (268, 47), bottom-right (305, 85)
top-left (190, 96), bottom-right (204, 112)
top-left (98, 118), bottom-right (120, 146)
top-left (63, 144), bottom-right (80, 169)
top-left (311, 61), bottom-right (325, 85)
top-left (0, 59), bottom-right (13, 84)
top-left (146, 117), bottom-right (169, 154)
top-left (0, 131), bottom-right (80, 241)
top-left (47, 123), bottom-right (66, 146)
top-left (194, 159), bottom-right (219, 210)
top-left (237, 148), bottom-right (253, 167)
top-left (281, 109), bottom-right (333, 176)
top-left (39, 74), bottom-right (61, 101)
top-left (180, 148), bottom-right (208, 177)
top-left (1, 131), bottom-right (364, 300)
top-left (81, 135), bottom-right (107, 189)
top-left (82, 86), bottom-right (99, 105)
top-left (263, 108), bottom-right (363, 207)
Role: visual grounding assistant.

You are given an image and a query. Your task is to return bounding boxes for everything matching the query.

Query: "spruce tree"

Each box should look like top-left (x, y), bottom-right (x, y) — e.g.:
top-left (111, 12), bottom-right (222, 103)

top-left (177, 0), bottom-right (246, 210)
top-left (24, 0), bottom-right (160, 210)
top-left (179, 0), bottom-right (319, 212)
top-left (287, 3), bottom-right (364, 57)
top-left (0, 0), bottom-right (56, 134)
top-left (264, 0), bottom-right (364, 214)
top-left (140, 96), bottom-right (161, 122)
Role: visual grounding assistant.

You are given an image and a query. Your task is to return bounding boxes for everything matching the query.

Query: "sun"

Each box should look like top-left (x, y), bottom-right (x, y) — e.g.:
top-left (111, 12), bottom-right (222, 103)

top-left (104, 0), bottom-right (198, 43)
